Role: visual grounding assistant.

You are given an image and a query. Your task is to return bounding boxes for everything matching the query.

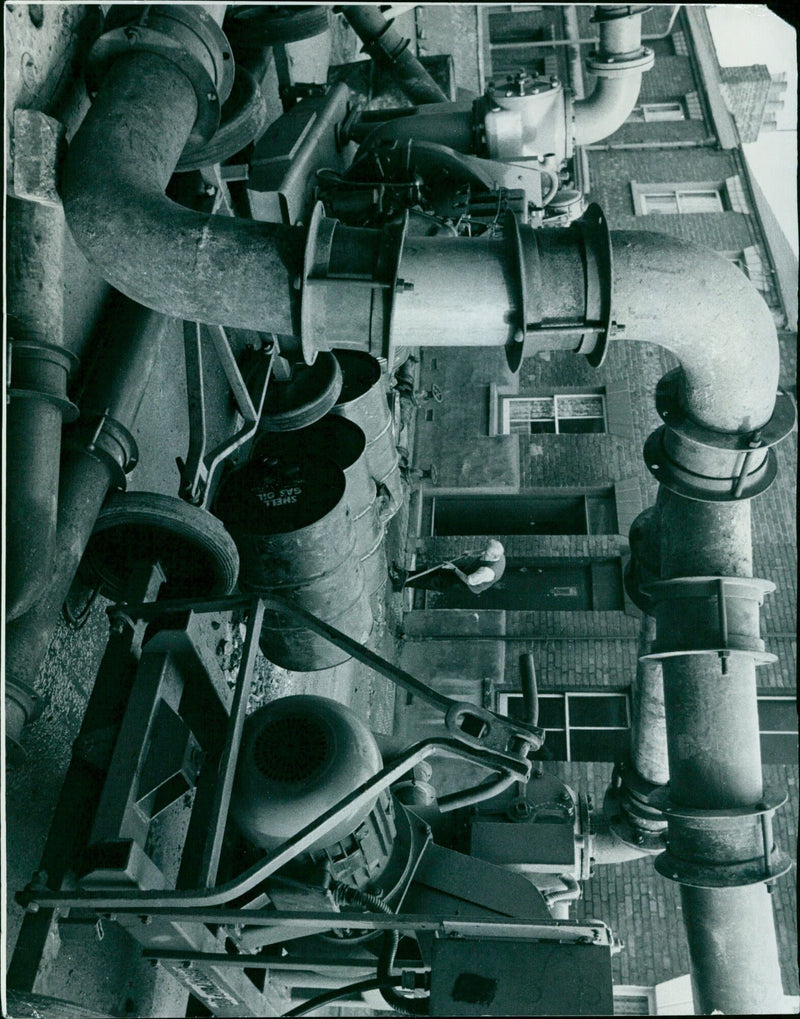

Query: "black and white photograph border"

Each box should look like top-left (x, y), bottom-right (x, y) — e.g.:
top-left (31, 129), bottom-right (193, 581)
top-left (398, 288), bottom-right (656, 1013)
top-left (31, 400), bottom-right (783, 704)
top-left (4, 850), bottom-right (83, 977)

top-left (3, 4), bottom-right (798, 1017)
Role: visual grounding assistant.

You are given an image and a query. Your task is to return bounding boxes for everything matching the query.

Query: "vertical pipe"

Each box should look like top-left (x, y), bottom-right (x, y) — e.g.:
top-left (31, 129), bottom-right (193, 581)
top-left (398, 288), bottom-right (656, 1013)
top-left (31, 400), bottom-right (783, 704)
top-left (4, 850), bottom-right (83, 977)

top-left (341, 5), bottom-right (449, 105)
top-left (6, 197), bottom-right (75, 621)
top-left (4, 301), bottom-right (168, 711)
top-left (630, 614), bottom-right (669, 786)
top-left (657, 490), bottom-right (783, 1013)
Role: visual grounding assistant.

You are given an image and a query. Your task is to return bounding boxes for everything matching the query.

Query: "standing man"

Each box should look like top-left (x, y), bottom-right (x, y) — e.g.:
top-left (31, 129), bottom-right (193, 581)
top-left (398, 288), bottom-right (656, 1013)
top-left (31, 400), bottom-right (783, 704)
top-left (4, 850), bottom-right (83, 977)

top-left (391, 540), bottom-right (506, 595)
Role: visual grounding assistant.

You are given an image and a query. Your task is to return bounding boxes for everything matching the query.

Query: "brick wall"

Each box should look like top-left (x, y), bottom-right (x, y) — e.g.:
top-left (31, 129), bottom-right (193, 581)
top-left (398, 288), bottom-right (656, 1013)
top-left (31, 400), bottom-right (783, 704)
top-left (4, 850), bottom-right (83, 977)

top-left (407, 3), bottom-right (798, 996)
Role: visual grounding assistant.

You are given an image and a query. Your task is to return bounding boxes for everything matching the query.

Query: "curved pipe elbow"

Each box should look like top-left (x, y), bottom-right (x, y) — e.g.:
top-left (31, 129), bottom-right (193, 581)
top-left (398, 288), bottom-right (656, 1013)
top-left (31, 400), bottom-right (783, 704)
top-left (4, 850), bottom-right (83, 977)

top-left (61, 51), bottom-right (304, 333)
top-left (572, 74), bottom-right (642, 146)
top-left (610, 231), bottom-right (780, 432)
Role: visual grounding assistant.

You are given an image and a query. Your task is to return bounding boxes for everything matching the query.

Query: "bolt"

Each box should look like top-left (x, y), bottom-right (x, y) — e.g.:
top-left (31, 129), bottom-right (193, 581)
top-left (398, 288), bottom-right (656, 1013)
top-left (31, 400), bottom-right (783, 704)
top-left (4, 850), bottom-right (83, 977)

top-left (140, 915), bottom-right (152, 926)
top-left (124, 26), bottom-right (138, 41)
top-left (207, 92), bottom-right (217, 103)
top-left (204, 185), bottom-right (217, 197)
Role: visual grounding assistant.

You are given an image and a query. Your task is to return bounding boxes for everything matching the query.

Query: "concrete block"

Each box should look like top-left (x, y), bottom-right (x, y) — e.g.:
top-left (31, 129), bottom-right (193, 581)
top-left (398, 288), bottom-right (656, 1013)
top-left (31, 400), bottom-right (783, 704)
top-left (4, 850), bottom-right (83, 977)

top-left (13, 109), bottom-right (65, 206)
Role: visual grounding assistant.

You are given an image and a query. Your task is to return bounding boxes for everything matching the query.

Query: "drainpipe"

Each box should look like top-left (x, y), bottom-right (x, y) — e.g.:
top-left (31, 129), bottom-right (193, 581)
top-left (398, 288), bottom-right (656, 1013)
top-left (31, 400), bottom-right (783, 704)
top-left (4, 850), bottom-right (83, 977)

top-left (340, 5), bottom-right (449, 105)
top-left (572, 5), bottom-right (655, 147)
top-left (6, 193), bottom-right (78, 622)
top-left (4, 299), bottom-right (168, 756)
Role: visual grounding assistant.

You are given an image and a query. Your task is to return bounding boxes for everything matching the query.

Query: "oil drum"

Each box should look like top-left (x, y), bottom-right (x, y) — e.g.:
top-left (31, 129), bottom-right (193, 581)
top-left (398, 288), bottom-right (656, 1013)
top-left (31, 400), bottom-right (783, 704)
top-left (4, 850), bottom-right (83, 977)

top-left (330, 350), bottom-right (403, 523)
top-left (214, 451), bottom-right (373, 671)
top-left (256, 415), bottom-right (382, 561)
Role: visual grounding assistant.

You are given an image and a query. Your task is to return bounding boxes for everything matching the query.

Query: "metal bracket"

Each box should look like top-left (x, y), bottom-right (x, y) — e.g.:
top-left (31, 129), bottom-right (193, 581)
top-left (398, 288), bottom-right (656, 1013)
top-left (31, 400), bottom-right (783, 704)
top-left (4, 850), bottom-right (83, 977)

top-left (178, 324), bottom-right (273, 507)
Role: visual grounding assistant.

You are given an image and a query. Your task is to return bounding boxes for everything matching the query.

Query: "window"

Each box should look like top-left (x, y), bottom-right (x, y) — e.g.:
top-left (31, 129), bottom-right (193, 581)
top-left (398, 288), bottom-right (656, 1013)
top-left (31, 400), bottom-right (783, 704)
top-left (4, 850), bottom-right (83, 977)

top-left (628, 102), bottom-right (686, 123)
top-left (758, 695), bottom-right (798, 765)
top-left (640, 188), bottom-right (723, 215)
top-left (501, 393), bottom-right (607, 435)
top-left (497, 691), bottom-right (630, 761)
top-left (496, 692), bottom-right (797, 764)
top-left (426, 489), bottom-right (618, 537)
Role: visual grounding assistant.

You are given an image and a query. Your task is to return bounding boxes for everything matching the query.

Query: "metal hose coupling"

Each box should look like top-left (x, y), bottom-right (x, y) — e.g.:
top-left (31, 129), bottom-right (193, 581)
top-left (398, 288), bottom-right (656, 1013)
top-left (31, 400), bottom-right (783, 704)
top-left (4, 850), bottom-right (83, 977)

top-left (644, 368), bottom-right (796, 501)
top-left (84, 4), bottom-right (234, 150)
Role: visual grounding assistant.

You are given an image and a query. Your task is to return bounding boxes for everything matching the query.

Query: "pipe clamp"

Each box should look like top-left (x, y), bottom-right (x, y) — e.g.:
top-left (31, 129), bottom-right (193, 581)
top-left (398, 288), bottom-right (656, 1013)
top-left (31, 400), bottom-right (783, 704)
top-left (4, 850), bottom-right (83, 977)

top-left (585, 48), bottom-right (655, 78)
top-left (65, 413), bottom-right (139, 490)
top-left (651, 788), bottom-right (792, 888)
top-left (85, 5), bottom-right (234, 149)
top-left (8, 339), bottom-right (79, 421)
top-left (644, 369), bottom-right (795, 501)
top-left (641, 575), bottom-right (776, 666)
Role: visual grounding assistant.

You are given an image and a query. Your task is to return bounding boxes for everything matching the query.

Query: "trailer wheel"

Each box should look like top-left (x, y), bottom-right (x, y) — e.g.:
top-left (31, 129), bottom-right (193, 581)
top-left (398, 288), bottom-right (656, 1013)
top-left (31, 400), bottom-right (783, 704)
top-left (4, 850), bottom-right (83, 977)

top-left (80, 492), bottom-right (240, 601)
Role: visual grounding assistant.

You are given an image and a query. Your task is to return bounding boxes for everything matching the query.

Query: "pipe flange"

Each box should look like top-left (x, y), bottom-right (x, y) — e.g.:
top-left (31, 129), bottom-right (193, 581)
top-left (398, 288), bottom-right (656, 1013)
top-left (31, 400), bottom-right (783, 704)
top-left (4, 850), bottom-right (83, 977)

top-left (590, 6), bottom-right (654, 23)
top-left (585, 48), bottom-right (655, 78)
top-left (300, 201), bottom-right (338, 366)
top-left (604, 761), bottom-right (667, 853)
top-left (641, 575), bottom-right (777, 665)
top-left (580, 204), bottom-right (614, 368)
top-left (8, 340), bottom-right (80, 422)
top-left (644, 426), bottom-right (778, 502)
top-left (65, 413), bottom-right (139, 490)
top-left (86, 5), bottom-right (234, 149)
top-left (655, 368), bottom-right (796, 453)
top-left (652, 788), bottom-right (792, 888)
top-left (504, 210), bottom-right (527, 373)
top-left (175, 66), bottom-right (267, 173)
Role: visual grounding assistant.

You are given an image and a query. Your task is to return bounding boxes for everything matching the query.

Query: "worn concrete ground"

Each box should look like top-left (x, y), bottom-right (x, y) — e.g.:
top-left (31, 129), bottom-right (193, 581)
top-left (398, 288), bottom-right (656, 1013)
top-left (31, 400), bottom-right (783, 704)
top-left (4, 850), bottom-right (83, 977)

top-left (3, 9), bottom-right (429, 1017)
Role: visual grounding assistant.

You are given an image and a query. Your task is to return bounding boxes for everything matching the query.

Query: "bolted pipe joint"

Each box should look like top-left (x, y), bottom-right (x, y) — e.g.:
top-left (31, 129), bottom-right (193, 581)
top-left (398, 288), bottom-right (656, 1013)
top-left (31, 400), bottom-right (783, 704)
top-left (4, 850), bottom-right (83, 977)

top-left (641, 576), bottom-right (778, 672)
top-left (84, 4), bottom-right (234, 151)
top-left (651, 788), bottom-right (793, 890)
top-left (603, 760), bottom-right (667, 854)
top-left (644, 369), bottom-right (796, 502)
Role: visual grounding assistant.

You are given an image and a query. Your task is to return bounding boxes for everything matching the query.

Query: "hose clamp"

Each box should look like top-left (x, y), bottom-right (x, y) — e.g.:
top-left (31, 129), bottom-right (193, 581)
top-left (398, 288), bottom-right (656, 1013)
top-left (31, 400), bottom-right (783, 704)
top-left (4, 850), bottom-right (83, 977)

top-left (85, 4), bottom-right (234, 148)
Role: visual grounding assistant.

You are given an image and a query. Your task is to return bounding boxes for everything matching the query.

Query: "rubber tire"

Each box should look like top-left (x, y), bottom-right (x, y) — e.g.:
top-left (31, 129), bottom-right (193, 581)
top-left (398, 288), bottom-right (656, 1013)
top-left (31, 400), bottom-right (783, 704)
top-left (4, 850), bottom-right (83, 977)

top-left (224, 6), bottom-right (330, 47)
top-left (80, 492), bottom-right (240, 602)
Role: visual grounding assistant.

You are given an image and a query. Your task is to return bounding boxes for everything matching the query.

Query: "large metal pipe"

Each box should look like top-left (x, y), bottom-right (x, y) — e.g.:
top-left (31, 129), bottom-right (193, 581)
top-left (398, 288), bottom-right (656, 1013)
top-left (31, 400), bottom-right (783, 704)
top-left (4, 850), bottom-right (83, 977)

top-left (340, 5), bottom-right (449, 105)
top-left (61, 50), bottom-right (305, 333)
top-left (4, 300), bottom-right (168, 727)
top-left (573, 5), bottom-right (654, 147)
top-left (611, 232), bottom-right (779, 431)
top-left (6, 198), bottom-right (77, 621)
top-left (653, 492), bottom-right (784, 1013)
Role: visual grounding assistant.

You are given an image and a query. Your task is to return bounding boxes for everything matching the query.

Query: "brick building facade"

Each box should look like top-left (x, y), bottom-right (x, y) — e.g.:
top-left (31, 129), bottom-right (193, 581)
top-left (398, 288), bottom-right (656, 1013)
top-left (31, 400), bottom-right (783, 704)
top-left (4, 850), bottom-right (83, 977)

top-left (399, 5), bottom-right (798, 1000)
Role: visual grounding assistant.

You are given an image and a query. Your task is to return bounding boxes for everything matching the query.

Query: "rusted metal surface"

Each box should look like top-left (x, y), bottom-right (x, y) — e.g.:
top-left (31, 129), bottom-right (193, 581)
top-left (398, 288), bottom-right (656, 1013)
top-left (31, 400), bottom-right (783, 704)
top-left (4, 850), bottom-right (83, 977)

top-left (214, 452), bottom-right (373, 671)
top-left (61, 50), bottom-right (305, 332)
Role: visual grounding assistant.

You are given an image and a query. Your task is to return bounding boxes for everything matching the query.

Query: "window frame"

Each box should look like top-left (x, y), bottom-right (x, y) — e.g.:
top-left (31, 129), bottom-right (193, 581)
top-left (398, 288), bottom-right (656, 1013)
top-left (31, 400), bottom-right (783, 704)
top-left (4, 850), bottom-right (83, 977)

top-left (496, 690), bottom-right (631, 762)
top-left (499, 391), bottom-right (608, 436)
top-left (496, 691), bottom-right (798, 763)
top-left (628, 101), bottom-right (686, 123)
top-left (631, 181), bottom-right (726, 216)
